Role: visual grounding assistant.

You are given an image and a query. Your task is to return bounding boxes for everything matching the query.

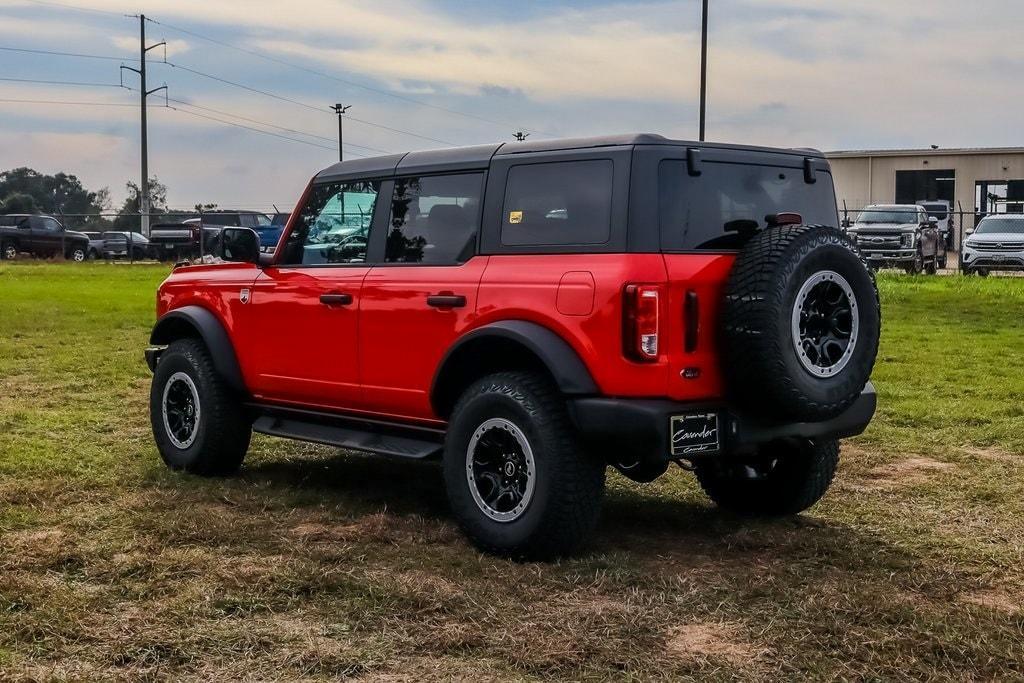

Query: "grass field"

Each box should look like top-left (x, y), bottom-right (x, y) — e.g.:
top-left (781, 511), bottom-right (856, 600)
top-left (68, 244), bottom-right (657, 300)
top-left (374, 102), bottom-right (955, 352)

top-left (1, 262), bottom-right (1023, 681)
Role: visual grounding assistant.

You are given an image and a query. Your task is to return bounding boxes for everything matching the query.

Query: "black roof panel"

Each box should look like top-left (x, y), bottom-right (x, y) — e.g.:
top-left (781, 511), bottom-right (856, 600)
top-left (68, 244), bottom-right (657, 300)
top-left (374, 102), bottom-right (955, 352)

top-left (314, 134), bottom-right (825, 181)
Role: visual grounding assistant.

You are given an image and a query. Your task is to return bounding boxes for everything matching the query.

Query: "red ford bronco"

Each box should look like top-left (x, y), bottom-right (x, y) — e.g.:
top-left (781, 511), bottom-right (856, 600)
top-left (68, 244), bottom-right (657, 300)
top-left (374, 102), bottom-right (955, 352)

top-left (147, 134), bottom-right (879, 559)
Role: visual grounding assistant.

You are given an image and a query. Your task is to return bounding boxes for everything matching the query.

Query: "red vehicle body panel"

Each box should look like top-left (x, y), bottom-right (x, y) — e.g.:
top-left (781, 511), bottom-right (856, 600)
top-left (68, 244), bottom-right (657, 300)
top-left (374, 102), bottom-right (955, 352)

top-left (156, 249), bottom-right (735, 424)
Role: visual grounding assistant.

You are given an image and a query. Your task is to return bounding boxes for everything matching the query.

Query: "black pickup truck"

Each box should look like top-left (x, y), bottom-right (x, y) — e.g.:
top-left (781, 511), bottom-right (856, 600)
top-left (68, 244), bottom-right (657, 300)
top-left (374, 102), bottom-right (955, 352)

top-left (0, 214), bottom-right (90, 262)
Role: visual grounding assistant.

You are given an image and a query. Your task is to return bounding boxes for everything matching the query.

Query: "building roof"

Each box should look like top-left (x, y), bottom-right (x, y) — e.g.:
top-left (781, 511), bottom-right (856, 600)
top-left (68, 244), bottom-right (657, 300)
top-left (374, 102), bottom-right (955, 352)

top-left (316, 133), bottom-right (825, 181)
top-left (827, 146), bottom-right (1024, 159)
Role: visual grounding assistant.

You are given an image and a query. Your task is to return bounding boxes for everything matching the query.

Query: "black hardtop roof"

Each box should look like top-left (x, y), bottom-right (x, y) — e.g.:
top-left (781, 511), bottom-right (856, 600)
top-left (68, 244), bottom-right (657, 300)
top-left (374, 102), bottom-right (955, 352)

top-left (315, 133), bottom-right (825, 182)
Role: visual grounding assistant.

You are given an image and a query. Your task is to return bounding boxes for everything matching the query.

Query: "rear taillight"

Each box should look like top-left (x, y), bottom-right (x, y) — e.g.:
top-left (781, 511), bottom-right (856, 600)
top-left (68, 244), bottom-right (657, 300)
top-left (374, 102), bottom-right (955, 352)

top-left (624, 284), bottom-right (662, 361)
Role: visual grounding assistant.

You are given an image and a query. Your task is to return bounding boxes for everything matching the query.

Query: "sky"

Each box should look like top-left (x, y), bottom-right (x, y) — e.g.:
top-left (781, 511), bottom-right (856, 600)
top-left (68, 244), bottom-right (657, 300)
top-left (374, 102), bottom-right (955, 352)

top-left (0, 0), bottom-right (1022, 210)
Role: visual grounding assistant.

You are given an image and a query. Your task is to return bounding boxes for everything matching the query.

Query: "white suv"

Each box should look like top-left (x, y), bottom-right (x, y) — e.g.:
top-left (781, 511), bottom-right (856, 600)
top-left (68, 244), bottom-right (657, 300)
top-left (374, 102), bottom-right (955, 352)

top-left (962, 215), bottom-right (1024, 276)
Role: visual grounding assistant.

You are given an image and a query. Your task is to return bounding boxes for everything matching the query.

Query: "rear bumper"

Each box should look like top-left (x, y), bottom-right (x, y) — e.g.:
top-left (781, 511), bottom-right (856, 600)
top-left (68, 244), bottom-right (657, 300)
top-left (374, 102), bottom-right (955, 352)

top-left (568, 383), bottom-right (876, 462)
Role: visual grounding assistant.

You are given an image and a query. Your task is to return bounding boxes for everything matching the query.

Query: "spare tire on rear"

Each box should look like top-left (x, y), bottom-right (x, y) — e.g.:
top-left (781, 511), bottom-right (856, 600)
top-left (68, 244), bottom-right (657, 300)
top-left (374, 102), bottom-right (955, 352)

top-left (721, 224), bottom-right (879, 422)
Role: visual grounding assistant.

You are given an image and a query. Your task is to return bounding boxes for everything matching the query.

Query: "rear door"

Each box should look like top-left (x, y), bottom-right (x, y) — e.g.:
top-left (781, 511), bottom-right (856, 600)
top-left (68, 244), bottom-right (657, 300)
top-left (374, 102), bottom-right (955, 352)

top-left (640, 146), bottom-right (840, 401)
top-left (243, 179), bottom-right (386, 409)
top-left (358, 172), bottom-right (487, 420)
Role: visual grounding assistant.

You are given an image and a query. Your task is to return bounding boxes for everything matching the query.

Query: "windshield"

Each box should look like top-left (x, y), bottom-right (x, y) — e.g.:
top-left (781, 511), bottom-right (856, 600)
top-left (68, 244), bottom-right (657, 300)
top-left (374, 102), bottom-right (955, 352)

top-left (856, 209), bottom-right (918, 224)
top-left (975, 218), bottom-right (1024, 235)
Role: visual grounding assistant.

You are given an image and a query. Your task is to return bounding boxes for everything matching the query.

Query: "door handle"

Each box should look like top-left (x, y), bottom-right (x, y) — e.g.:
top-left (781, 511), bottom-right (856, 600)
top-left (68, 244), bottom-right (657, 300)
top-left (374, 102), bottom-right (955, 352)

top-left (426, 294), bottom-right (466, 308)
top-left (319, 293), bottom-right (353, 306)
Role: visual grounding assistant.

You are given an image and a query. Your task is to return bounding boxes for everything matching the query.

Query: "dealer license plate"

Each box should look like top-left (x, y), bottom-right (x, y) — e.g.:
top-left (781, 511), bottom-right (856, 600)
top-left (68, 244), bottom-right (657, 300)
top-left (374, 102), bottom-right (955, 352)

top-left (670, 413), bottom-right (720, 457)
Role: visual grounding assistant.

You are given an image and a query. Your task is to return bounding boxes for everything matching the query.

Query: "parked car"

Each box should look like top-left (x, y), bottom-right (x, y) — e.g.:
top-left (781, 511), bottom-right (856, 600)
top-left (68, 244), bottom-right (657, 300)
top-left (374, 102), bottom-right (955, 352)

top-left (0, 214), bottom-right (89, 262)
top-left (846, 204), bottom-right (946, 274)
top-left (81, 231), bottom-right (106, 260)
top-left (145, 134), bottom-right (880, 559)
top-left (962, 214), bottom-right (1024, 276)
top-left (917, 200), bottom-right (955, 249)
top-left (101, 231), bottom-right (152, 260)
top-left (150, 211), bottom-right (270, 261)
top-left (257, 212), bottom-right (290, 253)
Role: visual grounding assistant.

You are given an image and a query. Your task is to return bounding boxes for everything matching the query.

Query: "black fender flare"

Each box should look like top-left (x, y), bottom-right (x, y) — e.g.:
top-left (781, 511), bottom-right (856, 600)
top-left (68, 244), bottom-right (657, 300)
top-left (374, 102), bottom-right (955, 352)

top-left (430, 320), bottom-right (598, 416)
top-left (149, 305), bottom-right (246, 393)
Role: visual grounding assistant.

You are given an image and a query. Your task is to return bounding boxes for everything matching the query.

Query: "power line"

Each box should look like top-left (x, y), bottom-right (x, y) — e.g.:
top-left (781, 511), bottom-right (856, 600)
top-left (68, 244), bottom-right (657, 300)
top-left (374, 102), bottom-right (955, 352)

top-left (0, 77), bottom-right (123, 88)
top-left (17, 0), bottom-right (133, 18)
top-left (158, 59), bottom-right (457, 146)
top-left (0, 45), bottom-right (137, 61)
top-left (161, 104), bottom-right (365, 157)
top-left (0, 97), bottom-right (140, 106)
top-left (166, 95), bottom-right (390, 153)
top-left (145, 15), bottom-right (552, 137)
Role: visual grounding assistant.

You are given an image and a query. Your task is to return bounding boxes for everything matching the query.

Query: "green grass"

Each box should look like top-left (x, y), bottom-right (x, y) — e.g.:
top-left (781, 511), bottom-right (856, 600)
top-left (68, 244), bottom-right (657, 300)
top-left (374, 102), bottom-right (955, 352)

top-left (1, 262), bottom-right (1023, 680)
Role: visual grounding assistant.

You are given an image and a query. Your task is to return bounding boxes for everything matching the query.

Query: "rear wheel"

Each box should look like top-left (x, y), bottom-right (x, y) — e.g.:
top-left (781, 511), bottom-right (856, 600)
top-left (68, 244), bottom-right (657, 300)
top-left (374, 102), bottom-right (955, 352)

top-left (443, 371), bottom-right (605, 560)
top-left (1, 241), bottom-right (16, 260)
top-left (696, 439), bottom-right (839, 516)
top-left (149, 338), bottom-right (251, 476)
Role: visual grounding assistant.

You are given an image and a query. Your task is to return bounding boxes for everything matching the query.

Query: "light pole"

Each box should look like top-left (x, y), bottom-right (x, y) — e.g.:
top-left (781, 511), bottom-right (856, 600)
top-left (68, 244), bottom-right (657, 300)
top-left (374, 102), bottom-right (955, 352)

top-left (332, 104), bottom-right (351, 162)
top-left (699, 0), bottom-right (709, 142)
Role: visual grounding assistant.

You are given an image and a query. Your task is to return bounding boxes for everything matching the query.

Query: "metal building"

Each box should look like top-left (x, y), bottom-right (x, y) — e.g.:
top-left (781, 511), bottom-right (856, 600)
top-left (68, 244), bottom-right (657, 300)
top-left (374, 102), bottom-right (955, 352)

top-left (826, 147), bottom-right (1024, 246)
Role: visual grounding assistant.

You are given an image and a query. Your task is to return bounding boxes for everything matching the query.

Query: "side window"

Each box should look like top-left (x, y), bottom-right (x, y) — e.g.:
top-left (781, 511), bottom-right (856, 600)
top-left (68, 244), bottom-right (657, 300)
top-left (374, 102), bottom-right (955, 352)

top-left (280, 180), bottom-right (380, 266)
top-left (385, 173), bottom-right (483, 264)
top-left (500, 160), bottom-right (613, 247)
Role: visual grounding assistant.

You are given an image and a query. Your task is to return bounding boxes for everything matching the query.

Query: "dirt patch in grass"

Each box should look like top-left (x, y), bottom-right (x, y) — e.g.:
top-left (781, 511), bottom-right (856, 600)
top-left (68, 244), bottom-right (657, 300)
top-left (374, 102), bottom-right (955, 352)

top-left (665, 622), bottom-right (761, 666)
top-left (848, 456), bottom-right (956, 491)
top-left (961, 588), bottom-right (1020, 614)
top-left (962, 446), bottom-right (1021, 464)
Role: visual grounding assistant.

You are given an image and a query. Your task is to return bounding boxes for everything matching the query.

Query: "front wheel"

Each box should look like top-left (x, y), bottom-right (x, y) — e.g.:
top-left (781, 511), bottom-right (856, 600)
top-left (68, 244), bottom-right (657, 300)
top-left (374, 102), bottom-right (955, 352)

top-left (1, 241), bottom-right (16, 260)
top-left (696, 439), bottom-right (839, 516)
top-left (149, 338), bottom-right (251, 476)
top-left (67, 246), bottom-right (86, 263)
top-left (443, 372), bottom-right (605, 560)
top-left (905, 254), bottom-right (923, 275)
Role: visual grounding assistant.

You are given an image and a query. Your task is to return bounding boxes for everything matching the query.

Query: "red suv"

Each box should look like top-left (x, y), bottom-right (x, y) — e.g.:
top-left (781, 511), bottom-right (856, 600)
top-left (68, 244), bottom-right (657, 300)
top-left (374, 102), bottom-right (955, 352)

top-left (146, 134), bottom-right (880, 559)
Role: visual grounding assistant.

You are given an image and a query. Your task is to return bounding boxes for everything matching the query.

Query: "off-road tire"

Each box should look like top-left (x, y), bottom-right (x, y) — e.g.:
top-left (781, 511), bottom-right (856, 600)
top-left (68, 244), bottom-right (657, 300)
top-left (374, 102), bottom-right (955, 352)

top-left (696, 439), bottom-right (839, 516)
top-left (149, 338), bottom-right (251, 476)
top-left (2, 241), bottom-right (16, 260)
top-left (443, 371), bottom-right (605, 560)
top-left (722, 224), bottom-right (880, 422)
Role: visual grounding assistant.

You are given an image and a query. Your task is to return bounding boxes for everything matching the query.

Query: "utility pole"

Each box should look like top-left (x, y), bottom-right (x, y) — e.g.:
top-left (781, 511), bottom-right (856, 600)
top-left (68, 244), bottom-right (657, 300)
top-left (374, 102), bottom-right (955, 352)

top-left (332, 104), bottom-right (351, 162)
top-left (513, 131), bottom-right (530, 142)
top-left (120, 14), bottom-right (165, 236)
top-left (699, 0), bottom-right (709, 142)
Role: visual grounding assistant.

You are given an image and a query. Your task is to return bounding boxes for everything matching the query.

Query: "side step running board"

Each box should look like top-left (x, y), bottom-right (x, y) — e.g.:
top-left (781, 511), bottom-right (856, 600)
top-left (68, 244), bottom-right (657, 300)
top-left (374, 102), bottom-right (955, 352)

top-left (252, 413), bottom-right (443, 460)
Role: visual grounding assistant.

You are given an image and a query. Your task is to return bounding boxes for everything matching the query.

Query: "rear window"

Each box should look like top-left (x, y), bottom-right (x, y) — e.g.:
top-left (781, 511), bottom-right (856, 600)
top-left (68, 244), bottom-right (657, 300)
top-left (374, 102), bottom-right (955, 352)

top-left (659, 160), bottom-right (838, 251)
top-left (501, 160), bottom-right (613, 246)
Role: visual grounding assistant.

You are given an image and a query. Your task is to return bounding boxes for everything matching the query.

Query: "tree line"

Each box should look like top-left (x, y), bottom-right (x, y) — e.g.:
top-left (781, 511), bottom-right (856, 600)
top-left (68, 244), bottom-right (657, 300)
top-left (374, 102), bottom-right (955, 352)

top-left (0, 168), bottom-right (205, 231)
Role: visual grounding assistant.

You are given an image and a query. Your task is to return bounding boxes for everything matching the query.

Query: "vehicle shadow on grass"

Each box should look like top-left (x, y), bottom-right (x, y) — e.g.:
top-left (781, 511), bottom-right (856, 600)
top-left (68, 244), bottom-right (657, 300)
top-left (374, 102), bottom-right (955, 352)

top-left (236, 449), bottom-right (896, 572)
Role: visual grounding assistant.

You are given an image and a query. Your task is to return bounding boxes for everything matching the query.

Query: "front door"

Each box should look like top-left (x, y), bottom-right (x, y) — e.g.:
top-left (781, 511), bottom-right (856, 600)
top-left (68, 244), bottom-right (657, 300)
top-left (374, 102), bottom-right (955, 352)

top-left (242, 178), bottom-right (385, 410)
top-left (359, 172), bottom-right (488, 420)
top-left (29, 216), bottom-right (63, 255)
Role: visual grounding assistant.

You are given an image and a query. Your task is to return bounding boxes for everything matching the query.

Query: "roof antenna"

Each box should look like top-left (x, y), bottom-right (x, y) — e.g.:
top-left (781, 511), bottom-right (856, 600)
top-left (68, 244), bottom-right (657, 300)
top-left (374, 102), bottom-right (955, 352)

top-left (513, 131), bottom-right (530, 142)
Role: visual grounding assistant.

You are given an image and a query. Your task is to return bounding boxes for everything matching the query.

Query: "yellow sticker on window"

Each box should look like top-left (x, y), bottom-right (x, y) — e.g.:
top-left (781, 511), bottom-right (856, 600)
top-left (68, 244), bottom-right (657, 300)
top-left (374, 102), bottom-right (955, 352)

top-left (509, 210), bottom-right (523, 224)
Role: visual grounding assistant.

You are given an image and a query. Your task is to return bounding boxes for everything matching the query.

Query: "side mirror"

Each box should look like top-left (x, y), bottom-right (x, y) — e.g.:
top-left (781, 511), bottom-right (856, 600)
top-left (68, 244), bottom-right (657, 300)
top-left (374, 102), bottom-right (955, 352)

top-left (219, 227), bottom-right (261, 264)
top-left (966, 228), bottom-right (975, 236)
top-left (928, 218), bottom-right (939, 227)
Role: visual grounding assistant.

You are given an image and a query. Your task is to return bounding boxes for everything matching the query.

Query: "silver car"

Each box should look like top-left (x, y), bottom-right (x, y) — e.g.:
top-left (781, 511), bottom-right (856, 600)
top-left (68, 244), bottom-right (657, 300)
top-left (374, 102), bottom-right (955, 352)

top-left (962, 215), bottom-right (1024, 276)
